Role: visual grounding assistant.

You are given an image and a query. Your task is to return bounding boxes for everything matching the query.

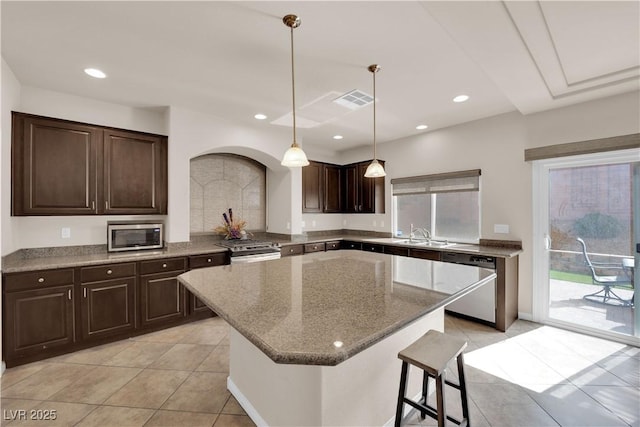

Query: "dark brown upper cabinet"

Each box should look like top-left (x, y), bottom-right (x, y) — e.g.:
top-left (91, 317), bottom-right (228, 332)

top-left (302, 161), bottom-right (324, 213)
top-left (302, 161), bottom-right (344, 213)
top-left (344, 160), bottom-right (385, 214)
top-left (323, 163), bottom-right (343, 213)
top-left (103, 129), bottom-right (166, 214)
top-left (12, 112), bottom-right (167, 216)
top-left (302, 159), bottom-right (383, 214)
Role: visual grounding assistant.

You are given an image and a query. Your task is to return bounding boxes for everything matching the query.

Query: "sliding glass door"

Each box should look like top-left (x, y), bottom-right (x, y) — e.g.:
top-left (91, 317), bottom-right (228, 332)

top-left (533, 149), bottom-right (639, 344)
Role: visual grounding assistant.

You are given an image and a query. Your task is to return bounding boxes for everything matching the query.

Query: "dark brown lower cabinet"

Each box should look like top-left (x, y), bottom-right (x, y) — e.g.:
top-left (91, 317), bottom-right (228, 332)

top-left (139, 271), bottom-right (186, 327)
top-left (4, 285), bottom-right (75, 361)
top-left (281, 244), bottom-right (304, 257)
top-left (80, 278), bottom-right (136, 340)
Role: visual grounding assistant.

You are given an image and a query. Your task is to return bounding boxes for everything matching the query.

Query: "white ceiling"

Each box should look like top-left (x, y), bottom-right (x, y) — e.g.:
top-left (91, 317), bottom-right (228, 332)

top-left (2, 1), bottom-right (639, 151)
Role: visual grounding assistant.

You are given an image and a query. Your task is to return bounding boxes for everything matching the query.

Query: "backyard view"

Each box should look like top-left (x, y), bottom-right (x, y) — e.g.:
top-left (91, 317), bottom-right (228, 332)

top-left (548, 162), bottom-right (636, 336)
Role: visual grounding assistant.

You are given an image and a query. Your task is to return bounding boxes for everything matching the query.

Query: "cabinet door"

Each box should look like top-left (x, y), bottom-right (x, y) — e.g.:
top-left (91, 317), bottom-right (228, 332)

top-left (139, 271), bottom-right (185, 327)
top-left (302, 161), bottom-right (323, 213)
top-left (344, 165), bottom-right (359, 213)
top-left (12, 113), bottom-right (99, 215)
top-left (358, 163), bottom-right (375, 213)
top-left (323, 164), bottom-right (343, 213)
top-left (103, 129), bottom-right (167, 214)
top-left (80, 278), bottom-right (136, 340)
top-left (4, 285), bottom-right (74, 359)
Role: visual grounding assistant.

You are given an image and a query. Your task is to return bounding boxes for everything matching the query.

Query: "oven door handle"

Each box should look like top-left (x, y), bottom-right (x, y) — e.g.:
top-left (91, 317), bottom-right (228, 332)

top-left (230, 253), bottom-right (281, 264)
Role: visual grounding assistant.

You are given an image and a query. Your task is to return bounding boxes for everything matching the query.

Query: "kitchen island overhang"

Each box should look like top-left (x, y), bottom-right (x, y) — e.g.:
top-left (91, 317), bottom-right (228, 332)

top-left (178, 250), bottom-right (496, 425)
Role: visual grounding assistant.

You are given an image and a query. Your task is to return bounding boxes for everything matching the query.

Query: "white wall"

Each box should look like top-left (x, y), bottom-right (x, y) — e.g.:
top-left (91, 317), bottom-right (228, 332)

top-left (2, 60), bottom-right (21, 257)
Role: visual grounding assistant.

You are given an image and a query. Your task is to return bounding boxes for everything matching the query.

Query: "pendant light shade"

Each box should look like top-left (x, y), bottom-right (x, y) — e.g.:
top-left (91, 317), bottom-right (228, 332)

top-left (364, 158), bottom-right (386, 178)
top-left (364, 64), bottom-right (386, 178)
top-left (281, 142), bottom-right (309, 167)
top-left (281, 14), bottom-right (309, 168)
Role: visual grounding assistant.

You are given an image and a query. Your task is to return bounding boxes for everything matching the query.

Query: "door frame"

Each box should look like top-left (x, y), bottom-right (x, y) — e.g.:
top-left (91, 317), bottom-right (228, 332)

top-left (532, 148), bottom-right (640, 346)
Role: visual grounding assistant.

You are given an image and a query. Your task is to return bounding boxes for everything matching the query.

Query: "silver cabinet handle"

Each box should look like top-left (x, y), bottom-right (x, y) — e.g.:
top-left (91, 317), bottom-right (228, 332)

top-left (162, 263), bottom-right (167, 268)
top-left (91, 201), bottom-right (95, 210)
top-left (207, 258), bottom-right (212, 263)
top-left (38, 277), bottom-right (45, 283)
top-left (68, 289), bottom-right (72, 300)
top-left (106, 269), bottom-right (113, 275)
top-left (83, 288), bottom-right (87, 298)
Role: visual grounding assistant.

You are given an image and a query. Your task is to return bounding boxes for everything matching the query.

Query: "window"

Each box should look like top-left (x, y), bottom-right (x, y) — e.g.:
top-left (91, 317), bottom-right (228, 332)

top-left (392, 170), bottom-right (480, 243)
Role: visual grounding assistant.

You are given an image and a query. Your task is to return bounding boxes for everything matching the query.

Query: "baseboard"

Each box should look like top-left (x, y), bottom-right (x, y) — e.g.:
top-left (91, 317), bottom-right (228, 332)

top-left (518, 311), bottom-right (534, 322)
top-left (227, 376), bottom-right (268, 426)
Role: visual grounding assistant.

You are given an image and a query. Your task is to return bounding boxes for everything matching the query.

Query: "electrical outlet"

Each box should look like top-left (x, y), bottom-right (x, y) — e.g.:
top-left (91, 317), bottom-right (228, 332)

top-left (494, 224), bottom-right (509, 234)
top-left (61, 227), bottom-right (71, 239)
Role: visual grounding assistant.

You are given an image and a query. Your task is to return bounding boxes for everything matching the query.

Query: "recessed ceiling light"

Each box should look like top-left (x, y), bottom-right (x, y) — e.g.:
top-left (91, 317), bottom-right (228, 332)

top-left (453, 95), bottom-right (469, 103)
top-left (416, 125), bottom-right (428, 130)
top-left (84, 68), bottom-right (106, 79)
top-left (333, 135), bottom-right (343, 140)
top-left (254, 113), bottom-right (267, 120)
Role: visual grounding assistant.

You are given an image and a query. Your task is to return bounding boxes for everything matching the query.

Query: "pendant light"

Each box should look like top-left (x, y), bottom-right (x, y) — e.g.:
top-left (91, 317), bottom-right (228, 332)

top-left (280, 14), bottom-right (309, 167)
top-left (364, 64), bottom-right (386, 178)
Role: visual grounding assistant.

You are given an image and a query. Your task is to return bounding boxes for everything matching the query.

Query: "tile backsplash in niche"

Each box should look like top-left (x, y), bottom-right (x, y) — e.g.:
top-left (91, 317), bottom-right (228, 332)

top-left (190, 154), bottom-right (266, 233)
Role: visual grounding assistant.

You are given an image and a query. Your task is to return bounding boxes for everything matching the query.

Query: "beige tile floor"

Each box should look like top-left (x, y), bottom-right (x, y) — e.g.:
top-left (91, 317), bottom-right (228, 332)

top-left (1, 315), bottom-right (638, 427)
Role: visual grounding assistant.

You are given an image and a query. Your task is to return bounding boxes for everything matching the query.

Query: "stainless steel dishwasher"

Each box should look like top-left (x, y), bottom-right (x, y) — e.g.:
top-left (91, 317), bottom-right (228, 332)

top-left (441, 252), bottom-right (497, 325)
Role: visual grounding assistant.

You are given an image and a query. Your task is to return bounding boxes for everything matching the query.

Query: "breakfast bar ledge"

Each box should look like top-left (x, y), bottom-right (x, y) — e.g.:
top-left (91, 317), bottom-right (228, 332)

top-left (178, 250), bottom-right (495, 426)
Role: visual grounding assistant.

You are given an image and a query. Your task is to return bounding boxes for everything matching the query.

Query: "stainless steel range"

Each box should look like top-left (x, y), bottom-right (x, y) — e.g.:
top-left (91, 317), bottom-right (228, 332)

top-left (217, 239), bottom-right (281, 264)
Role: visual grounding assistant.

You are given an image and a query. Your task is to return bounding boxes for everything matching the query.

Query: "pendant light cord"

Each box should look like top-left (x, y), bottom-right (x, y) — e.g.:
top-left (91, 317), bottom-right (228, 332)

top-left (372, 69), bottom-right (376, 160)
top-left (290, 25), bottom-right (297, 145)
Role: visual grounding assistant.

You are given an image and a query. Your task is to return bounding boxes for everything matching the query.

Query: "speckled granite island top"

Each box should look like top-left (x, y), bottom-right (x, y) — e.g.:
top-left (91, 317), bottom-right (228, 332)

top-left (178, 250), bottom-right (495, 366)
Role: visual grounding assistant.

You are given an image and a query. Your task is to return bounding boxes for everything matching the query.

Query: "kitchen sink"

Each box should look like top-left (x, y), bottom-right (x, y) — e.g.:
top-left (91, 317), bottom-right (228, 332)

top-left (390, 239), bottom-right (456, 248)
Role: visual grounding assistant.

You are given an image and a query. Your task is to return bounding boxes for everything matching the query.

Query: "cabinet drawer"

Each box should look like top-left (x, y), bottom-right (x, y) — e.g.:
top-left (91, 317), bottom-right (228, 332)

top-left (81, 263), bottom-right (136, 283)
top-left (304, 242), bottom-right (326, 253)
top-left (281, 244), bottom-right (304, 257)
top-left (325, 241), bottom-right (341, 251)
top-left (140, 258), bottom-right (187, 275)
top-left (410, 249), bottom-right (441, 261)
top-left (343, 241), bottom-right (362, 250)
top-left (362, 243), bottom-right (384, 253)
top-left (4, 269), bottom-right (75, 292)
top-left (384, 245), bottom-right (409, 257)
top-left (189, 252), bottom-right (228, 269)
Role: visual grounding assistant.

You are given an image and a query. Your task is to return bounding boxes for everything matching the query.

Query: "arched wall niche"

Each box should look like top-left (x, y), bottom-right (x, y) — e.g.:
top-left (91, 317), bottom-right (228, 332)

top-left (190, 153), bottom-right (267, 234)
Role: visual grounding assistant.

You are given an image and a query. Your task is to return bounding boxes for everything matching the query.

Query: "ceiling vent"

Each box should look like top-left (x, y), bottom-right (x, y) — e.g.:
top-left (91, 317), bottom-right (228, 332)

top-left (333, 89), bottom-right (374, 110)
top-left (272, 91), bottom-right (364, 128)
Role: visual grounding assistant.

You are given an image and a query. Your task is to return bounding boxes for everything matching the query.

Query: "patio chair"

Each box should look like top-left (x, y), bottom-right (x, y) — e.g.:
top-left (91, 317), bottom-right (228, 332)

top-left (577, 238), bottom-right (633, 306)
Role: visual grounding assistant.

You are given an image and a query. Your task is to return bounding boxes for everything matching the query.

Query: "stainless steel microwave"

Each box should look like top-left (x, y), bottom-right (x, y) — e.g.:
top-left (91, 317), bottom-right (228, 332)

top-left (107, 221), bottom-right (164, 252)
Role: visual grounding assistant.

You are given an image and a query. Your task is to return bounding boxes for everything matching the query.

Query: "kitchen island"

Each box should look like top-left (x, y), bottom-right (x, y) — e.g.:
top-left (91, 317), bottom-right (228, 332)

top-left (178, 250), bottom-right (495, 426)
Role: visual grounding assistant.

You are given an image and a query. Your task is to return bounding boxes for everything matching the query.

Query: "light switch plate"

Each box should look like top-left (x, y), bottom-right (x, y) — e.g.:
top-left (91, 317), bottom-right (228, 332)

top-left (494, 224), bottom-right (509, 234)
top-left (61, 227), bottom-right (71, 239)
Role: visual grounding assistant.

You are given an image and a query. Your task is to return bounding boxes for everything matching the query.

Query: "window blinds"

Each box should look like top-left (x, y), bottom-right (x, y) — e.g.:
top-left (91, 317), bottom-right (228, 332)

top-left (391, 169), bottom-right (480, 196)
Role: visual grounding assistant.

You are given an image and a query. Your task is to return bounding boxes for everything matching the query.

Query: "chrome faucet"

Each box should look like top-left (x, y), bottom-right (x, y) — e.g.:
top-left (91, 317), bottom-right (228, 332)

top-left (409, 224), bottom-right (431, 242)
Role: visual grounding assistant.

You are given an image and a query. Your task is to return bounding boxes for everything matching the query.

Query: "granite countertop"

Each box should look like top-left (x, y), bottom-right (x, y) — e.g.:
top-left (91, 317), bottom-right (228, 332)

top-left (178, 250), bottom-right (496, 366)
top-left (1, 232), bottom-right (520, 274)
top-left (1, 242), bottom-right (229, 273)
